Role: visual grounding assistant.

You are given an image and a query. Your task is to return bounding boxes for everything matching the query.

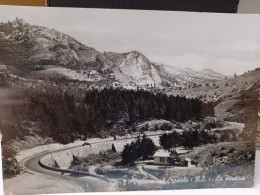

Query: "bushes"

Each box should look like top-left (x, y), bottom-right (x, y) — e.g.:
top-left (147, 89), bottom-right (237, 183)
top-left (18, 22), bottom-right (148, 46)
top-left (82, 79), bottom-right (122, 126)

top-left (203, 117), bottom-right (225, 130)
top-left (70, 149), bottom-right (121, 170)
top-left (136, 120), bottom-right (174, 133)
top-left (2, 145), bottom-right (22, 178)
top-left (0, 73), bottom-right (8, 87)
top-left (217, 129), bottom-right (239, 142)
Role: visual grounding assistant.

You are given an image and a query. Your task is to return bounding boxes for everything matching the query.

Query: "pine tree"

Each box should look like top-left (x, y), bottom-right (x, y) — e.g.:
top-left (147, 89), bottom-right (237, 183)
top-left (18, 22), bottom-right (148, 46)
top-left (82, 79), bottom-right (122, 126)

top-left (112, 143), bottom-right (116, 153)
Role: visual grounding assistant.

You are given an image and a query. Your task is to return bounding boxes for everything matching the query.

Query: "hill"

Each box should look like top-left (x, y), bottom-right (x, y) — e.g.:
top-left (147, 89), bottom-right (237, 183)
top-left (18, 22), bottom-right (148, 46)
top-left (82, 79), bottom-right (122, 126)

top-left (0, 18), bottom-right (228, 89)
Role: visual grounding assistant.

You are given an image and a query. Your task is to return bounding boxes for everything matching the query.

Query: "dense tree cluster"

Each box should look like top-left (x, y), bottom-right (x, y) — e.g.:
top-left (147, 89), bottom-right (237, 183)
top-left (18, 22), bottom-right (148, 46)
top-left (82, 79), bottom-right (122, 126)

top-left (1, 86), bottom-right (213, 145)
top-left (159, 130), bottom-right (218, 151)
top-left (91, 88), bottom-right (211, 128)
top-left (121, 134), bottom-right (157, 164)
top-left (159, 131), bottom-right (183, 151)
top-left (182, 130), bottom-right (218, 148)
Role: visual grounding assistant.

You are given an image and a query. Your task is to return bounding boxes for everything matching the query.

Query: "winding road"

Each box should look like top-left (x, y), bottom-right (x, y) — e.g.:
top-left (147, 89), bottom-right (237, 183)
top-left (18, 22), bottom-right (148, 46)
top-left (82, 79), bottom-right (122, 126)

top-left (4, 131), bottom-right (188, 194)
top-left (22, 148), bottom-right (96, 192)
top-left (20, 143), bottom-right (118, 193)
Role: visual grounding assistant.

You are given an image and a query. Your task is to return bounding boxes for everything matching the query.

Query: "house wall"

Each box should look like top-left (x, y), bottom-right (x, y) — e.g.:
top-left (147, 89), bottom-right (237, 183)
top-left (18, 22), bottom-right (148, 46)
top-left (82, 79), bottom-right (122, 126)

top-left (154, 156), bottom-right (169, 165)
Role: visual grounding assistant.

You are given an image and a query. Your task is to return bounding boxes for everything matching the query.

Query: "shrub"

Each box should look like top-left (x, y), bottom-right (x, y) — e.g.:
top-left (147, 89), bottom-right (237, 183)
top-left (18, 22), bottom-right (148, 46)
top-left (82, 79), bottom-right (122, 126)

top-left (2, 145), bottom-right (22, 178)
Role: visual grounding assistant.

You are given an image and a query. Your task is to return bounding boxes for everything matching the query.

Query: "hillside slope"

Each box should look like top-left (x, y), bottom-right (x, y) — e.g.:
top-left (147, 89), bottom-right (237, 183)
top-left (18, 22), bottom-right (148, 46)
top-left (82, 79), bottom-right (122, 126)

top-left (0, 18), bottom-right (228, 88)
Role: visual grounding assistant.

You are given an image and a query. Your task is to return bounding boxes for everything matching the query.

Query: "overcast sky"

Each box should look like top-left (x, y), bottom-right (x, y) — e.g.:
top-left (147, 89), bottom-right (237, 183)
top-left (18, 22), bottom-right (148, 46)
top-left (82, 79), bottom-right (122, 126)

top-left (0, 6), bottom-right (259, 75)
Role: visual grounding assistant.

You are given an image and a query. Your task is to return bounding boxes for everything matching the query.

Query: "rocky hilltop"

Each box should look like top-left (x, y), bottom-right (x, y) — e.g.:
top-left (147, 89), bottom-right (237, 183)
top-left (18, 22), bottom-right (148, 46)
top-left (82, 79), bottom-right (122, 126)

top-left (0, 18), bottom-right (226, 88)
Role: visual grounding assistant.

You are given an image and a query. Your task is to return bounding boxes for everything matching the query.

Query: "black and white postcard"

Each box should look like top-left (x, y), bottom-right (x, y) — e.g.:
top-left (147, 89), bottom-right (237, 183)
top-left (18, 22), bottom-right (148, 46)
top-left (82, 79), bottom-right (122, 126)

top-left (0, 6), bottom-right (259, 195)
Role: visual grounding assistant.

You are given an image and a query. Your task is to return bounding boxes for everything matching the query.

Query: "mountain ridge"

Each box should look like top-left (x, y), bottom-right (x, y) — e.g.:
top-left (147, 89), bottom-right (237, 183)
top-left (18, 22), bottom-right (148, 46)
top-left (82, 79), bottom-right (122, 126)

top-left (0, 18), bottom-right (226, 88)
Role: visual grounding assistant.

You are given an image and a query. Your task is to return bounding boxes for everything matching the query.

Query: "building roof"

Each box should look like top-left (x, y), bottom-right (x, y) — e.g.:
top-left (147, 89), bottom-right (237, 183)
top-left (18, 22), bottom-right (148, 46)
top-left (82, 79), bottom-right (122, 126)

top-left (153, 150), bottom-right (170, 157)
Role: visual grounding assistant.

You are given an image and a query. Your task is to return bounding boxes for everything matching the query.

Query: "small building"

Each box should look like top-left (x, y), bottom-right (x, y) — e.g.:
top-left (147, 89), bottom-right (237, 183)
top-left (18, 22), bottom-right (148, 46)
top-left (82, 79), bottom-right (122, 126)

top-left (153, 150), bottom-right (171, 165)
top-left (185, 158), bottom-right (192, 167)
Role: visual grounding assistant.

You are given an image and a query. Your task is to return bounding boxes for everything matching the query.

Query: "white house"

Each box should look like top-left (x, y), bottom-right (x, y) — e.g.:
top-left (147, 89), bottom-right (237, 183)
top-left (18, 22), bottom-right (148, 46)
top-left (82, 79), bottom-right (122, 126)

top-left (153, 150), bottom-right (196, 167)
top-left (185, 158), bottom-right (192, 167)
top-left (153, 150), bottom-right (171, 165)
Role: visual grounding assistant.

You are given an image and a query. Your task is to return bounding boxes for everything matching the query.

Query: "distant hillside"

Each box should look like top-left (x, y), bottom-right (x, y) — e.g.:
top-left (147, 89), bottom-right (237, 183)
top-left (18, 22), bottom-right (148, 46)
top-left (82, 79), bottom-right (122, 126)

top-left (0, 19), bottom-right (107, 70)
top-left (0, 19), bottom-right (163, 86)
top-left (163, 65), bottom-right (226, 87)
top-left (213, 68), bottom-right (260, 122)
top-left (0, 18), bottom-right (227, 88)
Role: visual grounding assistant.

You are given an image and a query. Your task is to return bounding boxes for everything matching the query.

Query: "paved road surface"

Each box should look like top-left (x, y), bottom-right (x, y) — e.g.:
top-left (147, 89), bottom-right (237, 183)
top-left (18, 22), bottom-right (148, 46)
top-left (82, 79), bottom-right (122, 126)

top-left (22, 148), bottom-right (97, 192)
top-left (9, 133), bottom-right (166, 194)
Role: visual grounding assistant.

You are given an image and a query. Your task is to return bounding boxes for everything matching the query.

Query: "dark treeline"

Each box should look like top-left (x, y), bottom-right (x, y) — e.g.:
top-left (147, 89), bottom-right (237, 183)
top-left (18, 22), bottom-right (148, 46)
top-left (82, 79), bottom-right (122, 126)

top-left (90, 88), bottom-right (212, 128)
top-left (1, 87), bottom-right (214, 144)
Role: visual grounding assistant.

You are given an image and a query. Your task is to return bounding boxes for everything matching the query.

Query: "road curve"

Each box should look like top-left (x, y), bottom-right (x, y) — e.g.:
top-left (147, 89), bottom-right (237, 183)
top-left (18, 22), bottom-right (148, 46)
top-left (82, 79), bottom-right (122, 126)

top-left (22, 148), bottom-right (97, 192)
top-left (19, 132), bottom-right (166, 193)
